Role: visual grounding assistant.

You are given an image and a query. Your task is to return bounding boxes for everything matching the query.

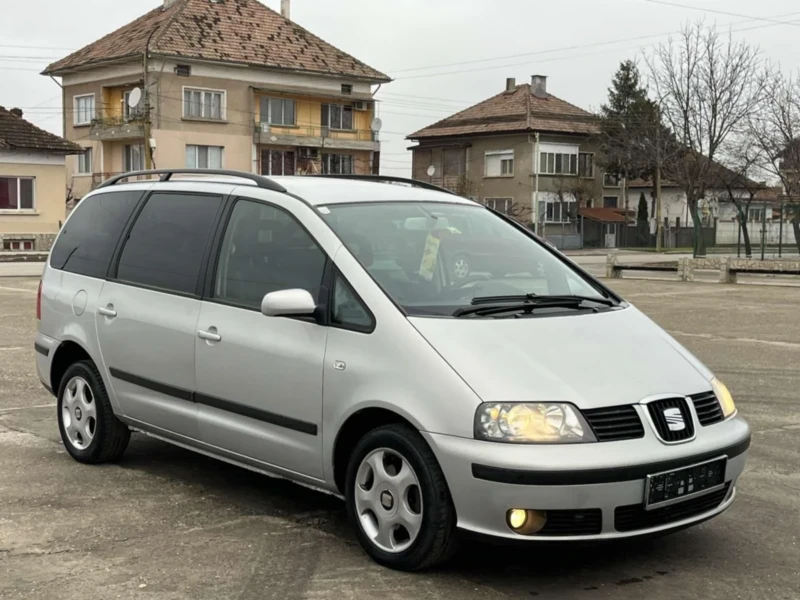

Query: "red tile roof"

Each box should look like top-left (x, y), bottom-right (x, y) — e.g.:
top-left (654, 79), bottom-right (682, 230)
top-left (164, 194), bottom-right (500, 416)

top-left (578, 207), bottom-right (628, 223)
top-left (0, 107), bottom-right (82, 154)
top-left (43, 0), bottom-right (389, 82)
top-left (407, 84), bottom-right (599, 140)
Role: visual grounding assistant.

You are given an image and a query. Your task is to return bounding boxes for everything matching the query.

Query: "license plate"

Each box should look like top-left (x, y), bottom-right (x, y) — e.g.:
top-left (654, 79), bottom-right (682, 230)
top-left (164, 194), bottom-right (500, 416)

top-left (644, 457), bottom-right (727, 510)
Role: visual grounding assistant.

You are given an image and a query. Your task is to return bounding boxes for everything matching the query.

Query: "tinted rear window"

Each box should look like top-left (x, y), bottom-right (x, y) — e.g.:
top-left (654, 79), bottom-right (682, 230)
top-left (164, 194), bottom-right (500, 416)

top-left (50, 191), bottom-right (141, 278)
top-left (116, 192), bottom-right (222, 295)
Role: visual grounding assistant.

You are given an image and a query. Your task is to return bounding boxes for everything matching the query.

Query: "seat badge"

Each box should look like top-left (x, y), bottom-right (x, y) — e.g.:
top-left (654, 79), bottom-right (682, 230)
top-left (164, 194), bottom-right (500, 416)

top-left (663, 407), bottom-right (686, 431)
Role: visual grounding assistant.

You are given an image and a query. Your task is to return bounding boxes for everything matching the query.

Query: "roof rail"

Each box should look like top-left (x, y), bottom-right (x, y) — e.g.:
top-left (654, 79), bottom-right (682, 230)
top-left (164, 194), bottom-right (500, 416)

top-left (312, 174), bottom-right (457, 195)
top-left (96, 169), bottom-right (287, 193)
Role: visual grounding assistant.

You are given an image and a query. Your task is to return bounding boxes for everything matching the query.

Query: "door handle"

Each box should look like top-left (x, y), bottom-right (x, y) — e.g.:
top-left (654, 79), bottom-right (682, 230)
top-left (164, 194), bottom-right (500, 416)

top-left (98, 306), bottom-right (117, 318)
top-left (197, 329), bottom-right (222, 342)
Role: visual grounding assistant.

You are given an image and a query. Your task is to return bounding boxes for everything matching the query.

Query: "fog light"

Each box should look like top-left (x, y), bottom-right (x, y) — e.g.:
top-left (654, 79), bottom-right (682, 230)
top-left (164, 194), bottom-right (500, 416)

top-left (508, 509), bottom-right (527, 529)
top-left (506, 509), bottom-right (547, 534)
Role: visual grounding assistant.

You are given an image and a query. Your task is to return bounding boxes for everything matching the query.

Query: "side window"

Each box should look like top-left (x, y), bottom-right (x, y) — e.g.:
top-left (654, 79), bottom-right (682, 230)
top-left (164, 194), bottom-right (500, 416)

top-left (214, 199), bottom-right (326, 309)
top-left (116, 192), bottom-right (221, 295)
top-left (50, 191), bottom-right (141, 278)
top-left (331, 273), bottom-right (374, 332)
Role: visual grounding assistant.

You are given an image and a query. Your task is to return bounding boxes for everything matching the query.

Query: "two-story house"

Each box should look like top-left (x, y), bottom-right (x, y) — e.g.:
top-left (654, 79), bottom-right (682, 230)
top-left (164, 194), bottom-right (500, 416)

top-left (42, 0), bottom-right (390, 200)
top-left (407, 76), bottom-right (626, 249)
top-left (0, 106), bottom-right (82, 252)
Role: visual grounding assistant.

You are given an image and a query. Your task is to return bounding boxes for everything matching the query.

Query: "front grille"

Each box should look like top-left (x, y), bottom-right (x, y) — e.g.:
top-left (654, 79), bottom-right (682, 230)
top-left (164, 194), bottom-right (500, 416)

top-left (583, 405), bottom-right (645, 442)
top-left (614, 483), bottom-right (731, 532)
top-left (647, 397), bottom-right (695, 442)
top-left (691, 391), bottom-right (724, 426)
top-left (539, 509), bottom-right (603, 536)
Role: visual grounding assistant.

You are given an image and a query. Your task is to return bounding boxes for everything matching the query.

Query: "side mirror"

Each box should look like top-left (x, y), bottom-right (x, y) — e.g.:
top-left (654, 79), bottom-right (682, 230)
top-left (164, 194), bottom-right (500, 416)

top-left (261, 289), bottom-right (317, 317)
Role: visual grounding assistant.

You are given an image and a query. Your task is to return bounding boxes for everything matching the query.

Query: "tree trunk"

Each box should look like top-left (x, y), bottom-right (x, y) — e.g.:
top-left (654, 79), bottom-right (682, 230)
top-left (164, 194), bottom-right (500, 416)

top-left (741, 219), bottom-right (752, 258)
top-left (688, 199), bottom-right (706, 257)
top-left (792, 213), bottom-right (800, 256)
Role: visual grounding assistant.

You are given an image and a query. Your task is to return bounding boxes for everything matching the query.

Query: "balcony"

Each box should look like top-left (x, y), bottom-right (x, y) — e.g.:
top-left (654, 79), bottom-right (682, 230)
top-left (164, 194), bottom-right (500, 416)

top-left (89, 115), bottom-right (145, 141)
top-left (253, 123), bottom-right (380, 152)
top-left (90, 172), bottom-right (153, 190)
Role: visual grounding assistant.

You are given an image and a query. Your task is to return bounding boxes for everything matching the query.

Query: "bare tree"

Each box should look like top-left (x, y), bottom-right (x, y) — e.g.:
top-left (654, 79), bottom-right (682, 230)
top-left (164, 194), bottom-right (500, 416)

top-left (647, 22), bottom-right (764, 256)
top-left (716, 135), bottom-right (765, 257)
top-left (748, 71), bottom-right (800, 254)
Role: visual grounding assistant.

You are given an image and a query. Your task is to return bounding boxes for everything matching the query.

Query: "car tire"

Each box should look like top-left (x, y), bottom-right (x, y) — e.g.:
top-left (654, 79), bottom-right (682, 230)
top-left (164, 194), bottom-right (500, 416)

top-left (57, 360), bottom-right (130, 464)
top-left (345, 424), bottom-right (458, 571)
top-left (451, 255), bottom-right (470, 280)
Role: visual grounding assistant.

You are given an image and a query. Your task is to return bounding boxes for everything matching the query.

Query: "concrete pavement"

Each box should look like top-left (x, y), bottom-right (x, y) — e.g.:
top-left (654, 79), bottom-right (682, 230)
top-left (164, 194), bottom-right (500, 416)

top-left (1, 277), bottom-right (799, 599)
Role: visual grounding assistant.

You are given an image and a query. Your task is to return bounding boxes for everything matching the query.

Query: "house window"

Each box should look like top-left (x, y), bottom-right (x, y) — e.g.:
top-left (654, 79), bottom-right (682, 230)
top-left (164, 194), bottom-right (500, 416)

top-left (341, 84), bottom-right (353, 95)
top-left (183, 88), bottom-right (225, 120)
top-left (3, 239), bottom-right (34, 251)
top-left (322, 153), bottom-right (353, 174)
top-left (260, 97), bottom-right (296, 126)
top-left (539, 151), bottom-right (577, 175)
top-left (748, 207), bottom-right (765, 222)
top-left (603, 172), bottom-right (621, 187)
top-left (485, 150), bottom-right (514, 177)
top-left (485, 198), bottom-right (513, 215)
top-left (545, 199), bottom-right (574, 222)
top-left (74, 94), bottom-right (95, 126)
top-left (260, 150), bottom-right (296, 176)
top-left (0, 177), bottom-right (35, 211)
top-left (603, 196), bottom-right (618, 208)
top-left (124, 144), bottom-right (145, 172)
top-left (578, 153), bottom-right (594, 177)
top-left (186, 145), bottom-right (223, 169)
top-left (321, 103), bottom-right (354, 130)
top-left (123, 91), bottom-right (143, 120)
top-left (77, 148), bottom-right (93, 175)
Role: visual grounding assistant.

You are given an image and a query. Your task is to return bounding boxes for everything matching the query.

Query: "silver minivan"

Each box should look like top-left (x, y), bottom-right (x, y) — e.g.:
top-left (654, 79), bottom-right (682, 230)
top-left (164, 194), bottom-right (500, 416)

top-left (35, 170), bottom-right (750, 570)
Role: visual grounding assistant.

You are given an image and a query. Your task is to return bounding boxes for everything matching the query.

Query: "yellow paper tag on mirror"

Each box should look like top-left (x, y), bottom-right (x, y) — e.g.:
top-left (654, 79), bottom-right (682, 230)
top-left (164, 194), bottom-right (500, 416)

top-left (418, 234), bottom-right (441, 281)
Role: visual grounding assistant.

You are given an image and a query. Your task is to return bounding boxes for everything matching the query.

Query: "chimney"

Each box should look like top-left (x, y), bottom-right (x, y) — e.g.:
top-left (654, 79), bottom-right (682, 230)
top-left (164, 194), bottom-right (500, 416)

top-left (281, 0), bottom-right (290, 19)
top-left (164, 0), bottom-right (179, 7)
top-left (10, 108), bottom-right (23, 118)
top-left (505, 77), bottom-right (516, 92)
top-left (531, 75), bottom-right (547, 99)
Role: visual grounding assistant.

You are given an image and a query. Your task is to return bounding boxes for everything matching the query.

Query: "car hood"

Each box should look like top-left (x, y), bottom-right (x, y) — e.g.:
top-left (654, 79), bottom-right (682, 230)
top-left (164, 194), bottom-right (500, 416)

top-left (409, 305), bottom-right (713, 409)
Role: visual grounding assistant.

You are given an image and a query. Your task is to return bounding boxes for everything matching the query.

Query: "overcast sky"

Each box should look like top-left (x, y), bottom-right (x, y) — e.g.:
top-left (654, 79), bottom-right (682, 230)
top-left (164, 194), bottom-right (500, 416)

top-left (1, 0), bottom-right (799, 176)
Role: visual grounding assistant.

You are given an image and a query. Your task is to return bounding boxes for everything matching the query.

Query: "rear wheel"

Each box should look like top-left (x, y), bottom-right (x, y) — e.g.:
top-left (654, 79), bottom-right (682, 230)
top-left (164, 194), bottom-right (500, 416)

top-left (57, 361), bottom-right (130, 464)
top-left (345, 424), bottom-right (457, 570)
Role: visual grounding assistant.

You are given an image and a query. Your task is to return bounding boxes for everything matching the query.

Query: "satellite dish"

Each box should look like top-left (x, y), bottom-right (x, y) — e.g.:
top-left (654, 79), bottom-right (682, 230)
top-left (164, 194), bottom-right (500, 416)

top-left (370, 117), bottom-right (383, 133)
top-left (426, 165), bottom-right (436, 177)
top-left (126, 87), bottom-right (142, 108)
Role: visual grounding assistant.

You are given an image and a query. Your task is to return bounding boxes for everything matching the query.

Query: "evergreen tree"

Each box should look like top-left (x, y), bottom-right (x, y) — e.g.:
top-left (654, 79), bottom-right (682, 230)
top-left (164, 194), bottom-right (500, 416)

top-left (637, 191), bottom-right (649, 224)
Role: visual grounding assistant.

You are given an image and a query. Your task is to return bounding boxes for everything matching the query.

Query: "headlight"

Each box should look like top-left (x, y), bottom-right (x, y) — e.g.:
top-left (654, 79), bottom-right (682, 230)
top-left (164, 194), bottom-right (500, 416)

top-left (475, 403), bottom-right (596, 443)
top-left (711, 377), bottom-right (736, 418)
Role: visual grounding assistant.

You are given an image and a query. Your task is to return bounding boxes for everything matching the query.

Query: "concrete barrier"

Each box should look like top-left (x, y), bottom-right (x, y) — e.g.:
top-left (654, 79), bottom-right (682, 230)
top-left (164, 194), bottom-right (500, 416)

top-left (606, 254), bottom-right (800, 284)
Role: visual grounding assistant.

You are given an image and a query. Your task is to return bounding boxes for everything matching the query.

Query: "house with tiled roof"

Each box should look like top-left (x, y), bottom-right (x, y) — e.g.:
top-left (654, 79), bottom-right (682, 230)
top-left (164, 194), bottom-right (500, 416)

top-left (42, 0), bottom-right (390, 199)
top-left (408, 76), bottom-right (630, 248)
top-left (0, 106), bottom-right (82, 252)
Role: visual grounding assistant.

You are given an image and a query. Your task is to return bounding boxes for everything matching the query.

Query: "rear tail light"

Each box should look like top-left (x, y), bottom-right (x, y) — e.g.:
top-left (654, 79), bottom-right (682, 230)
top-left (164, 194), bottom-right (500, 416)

top-left (36, 280), bottom-right (42, 320)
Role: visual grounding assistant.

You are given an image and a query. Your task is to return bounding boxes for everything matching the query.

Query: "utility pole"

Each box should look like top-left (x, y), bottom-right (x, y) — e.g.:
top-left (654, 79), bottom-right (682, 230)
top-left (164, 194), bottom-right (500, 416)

top-left (143, 29), bottom-right (156, 170)
top-left (655, 122), bottom-right (663, 252)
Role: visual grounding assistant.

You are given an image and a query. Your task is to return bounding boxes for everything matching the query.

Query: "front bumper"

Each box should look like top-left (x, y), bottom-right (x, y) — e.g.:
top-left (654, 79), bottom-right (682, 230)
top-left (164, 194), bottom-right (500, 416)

top-left (422, 415), bottom-right (750, 540)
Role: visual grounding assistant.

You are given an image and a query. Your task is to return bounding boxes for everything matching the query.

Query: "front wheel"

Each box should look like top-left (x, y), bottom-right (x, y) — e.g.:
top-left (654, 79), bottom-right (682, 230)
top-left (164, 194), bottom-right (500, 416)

top-left (345, 424), bottom-right (457, 571)
top-left (451, 255), bottom-right (471, 280)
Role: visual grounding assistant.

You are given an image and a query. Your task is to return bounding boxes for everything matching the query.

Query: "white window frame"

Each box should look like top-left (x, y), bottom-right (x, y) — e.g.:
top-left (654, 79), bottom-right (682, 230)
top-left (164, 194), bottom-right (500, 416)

top-left (485, 150), bottom-right (514, 178)
top-left (73, 94), bottom-right (95, 126)
top-left (182, 87), bottom-right (226, 121)
top-left (748, 206), bottom-right (766, 222)
top-left (539, 143), bottom-right (578, 176)
top-left (185, 145), bottom-right (224, 169)
top-left (260, 97), bottom-right (296, 126)
top-left (322, 103), bottom-right (354, 131)
top-left (0, 176), bottom-right (36, 211)
top-left (543, 194), bottom-right (575, 223)
top-left (484, 197), bottom-right (513, 215)
top-left (3, 239), bottom-right (34, 251)
top-left (76, 148), bottom-right (93, 175)
top-left (124, 144), bottom-right (145, 172)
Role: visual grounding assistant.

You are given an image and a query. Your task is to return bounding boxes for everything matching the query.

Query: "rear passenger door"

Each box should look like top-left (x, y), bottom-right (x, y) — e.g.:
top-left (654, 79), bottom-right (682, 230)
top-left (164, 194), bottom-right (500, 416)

top-left (97, 189), bottom-right (224, 440)
top-left (194, 196), bottom-right (329, 479)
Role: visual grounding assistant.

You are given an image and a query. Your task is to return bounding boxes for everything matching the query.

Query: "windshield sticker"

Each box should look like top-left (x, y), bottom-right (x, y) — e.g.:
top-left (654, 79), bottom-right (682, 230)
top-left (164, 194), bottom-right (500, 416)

top-left (418, 233), bottom-right (441, 281)
top-left (317, 206), bottom-right (331, 215)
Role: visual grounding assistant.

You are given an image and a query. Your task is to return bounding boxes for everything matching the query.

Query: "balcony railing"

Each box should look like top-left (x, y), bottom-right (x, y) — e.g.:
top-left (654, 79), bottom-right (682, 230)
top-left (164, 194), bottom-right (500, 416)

top-left (89, 114), bottom-right (145, 141)
top-left (253, 122), bottom-right (379, 150)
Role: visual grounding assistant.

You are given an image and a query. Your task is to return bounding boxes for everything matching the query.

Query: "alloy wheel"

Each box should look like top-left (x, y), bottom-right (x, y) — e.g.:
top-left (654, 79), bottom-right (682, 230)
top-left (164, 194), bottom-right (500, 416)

top-left (61, 376), bottom-right (97, 450)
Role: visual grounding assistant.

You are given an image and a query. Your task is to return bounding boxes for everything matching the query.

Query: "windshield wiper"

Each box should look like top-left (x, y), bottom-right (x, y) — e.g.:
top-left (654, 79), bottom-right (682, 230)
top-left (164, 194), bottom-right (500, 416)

top-left (453, 295), bottom-right (608, 318)
top-left (469, 294), bottom-right (614, 307)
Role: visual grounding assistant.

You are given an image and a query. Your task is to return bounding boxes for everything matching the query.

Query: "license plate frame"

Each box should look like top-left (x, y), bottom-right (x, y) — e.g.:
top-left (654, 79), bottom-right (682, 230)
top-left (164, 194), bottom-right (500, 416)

top-left (644, 456), bottom-right (727, 511)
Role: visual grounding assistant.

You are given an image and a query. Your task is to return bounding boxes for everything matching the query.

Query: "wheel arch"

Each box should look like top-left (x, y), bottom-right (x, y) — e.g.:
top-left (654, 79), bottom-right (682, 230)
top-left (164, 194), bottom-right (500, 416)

top-left (50, 340), bottom-right (95, 395)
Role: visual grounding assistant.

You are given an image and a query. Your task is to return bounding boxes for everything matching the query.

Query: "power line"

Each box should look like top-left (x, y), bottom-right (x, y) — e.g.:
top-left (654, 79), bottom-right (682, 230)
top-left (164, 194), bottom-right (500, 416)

top-left (642, 0), bottom-right (800, 27)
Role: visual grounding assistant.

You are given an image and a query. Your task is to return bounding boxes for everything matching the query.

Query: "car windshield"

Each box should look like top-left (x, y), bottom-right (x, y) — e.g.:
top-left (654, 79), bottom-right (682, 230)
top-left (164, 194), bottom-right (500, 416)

top-left (320, 201), bottom-right (612, 316)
